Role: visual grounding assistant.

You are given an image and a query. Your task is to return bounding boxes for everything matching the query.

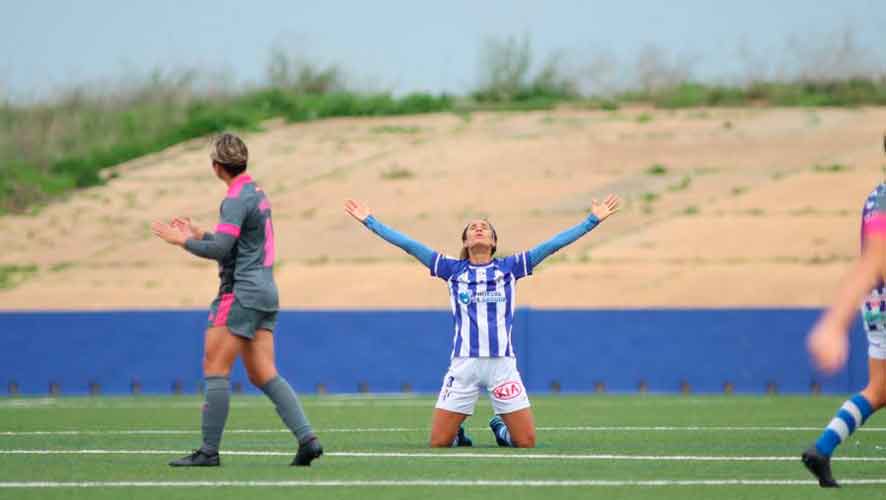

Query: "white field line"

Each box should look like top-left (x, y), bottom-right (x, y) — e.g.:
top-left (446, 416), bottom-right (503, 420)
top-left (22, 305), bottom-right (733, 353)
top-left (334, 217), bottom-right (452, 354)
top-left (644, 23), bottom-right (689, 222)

top-left (1, 449), bottom-right (885, 462)
top-left (4, 425), bottom-right (886, 436)
top-left (1, 479), bottom-right (886, 488)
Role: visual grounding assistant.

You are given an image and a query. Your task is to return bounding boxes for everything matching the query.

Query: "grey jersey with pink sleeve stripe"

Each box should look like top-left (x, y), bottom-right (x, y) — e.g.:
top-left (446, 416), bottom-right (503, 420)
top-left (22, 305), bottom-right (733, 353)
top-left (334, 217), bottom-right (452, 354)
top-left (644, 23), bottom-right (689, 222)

top-left (185, 174), bottom-right (279, 311)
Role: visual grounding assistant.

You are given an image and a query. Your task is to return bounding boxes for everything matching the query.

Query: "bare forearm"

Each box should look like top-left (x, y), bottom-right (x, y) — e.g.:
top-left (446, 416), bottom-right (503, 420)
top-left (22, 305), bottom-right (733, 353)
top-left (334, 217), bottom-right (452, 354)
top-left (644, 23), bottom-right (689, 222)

top-left (823, 252), bottom-right (885, 331)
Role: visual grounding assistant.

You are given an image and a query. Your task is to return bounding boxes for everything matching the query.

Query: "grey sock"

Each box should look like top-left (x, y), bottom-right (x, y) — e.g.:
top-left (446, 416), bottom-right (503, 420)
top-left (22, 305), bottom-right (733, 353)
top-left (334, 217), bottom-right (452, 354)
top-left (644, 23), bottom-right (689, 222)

top-left (199, 376), bottom-right (230, 454)
top-left (261, 375), bottom-right (315, 444)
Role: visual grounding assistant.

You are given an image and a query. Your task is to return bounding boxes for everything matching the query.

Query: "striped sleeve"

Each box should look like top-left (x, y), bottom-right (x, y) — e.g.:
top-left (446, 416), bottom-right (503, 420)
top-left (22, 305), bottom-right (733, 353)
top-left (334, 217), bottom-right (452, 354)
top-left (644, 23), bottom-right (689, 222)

top-left (502, 252), bottom-right (533, 280)
top-left (430, 252), bottom-right (460, 280)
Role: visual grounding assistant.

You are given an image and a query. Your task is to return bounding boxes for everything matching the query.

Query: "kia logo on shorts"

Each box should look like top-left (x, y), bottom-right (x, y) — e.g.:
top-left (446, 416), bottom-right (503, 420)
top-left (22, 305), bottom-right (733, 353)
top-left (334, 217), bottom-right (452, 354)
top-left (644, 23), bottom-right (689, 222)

top-left (492, 381), bottom-right (523, 400)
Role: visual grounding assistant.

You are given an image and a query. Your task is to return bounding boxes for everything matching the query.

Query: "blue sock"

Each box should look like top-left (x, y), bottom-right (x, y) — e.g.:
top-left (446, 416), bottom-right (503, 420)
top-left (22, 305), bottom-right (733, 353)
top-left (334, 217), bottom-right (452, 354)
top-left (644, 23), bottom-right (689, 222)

top-left (814, 394), bottom-right (874, 457)
top-left (496, 423), bottom-right (514, 447)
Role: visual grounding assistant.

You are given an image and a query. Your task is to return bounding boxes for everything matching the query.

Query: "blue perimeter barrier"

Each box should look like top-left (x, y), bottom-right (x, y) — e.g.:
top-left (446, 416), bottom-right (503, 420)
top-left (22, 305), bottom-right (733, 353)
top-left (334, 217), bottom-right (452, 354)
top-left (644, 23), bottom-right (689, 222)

top-left (0, 309), bottom-right (869, 396)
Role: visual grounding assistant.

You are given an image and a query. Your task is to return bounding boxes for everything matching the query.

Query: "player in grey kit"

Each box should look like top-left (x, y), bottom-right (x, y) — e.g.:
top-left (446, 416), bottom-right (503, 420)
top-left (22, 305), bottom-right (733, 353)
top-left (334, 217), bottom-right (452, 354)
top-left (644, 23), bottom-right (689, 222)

top-left (152, 133), bottom-right (322, 467)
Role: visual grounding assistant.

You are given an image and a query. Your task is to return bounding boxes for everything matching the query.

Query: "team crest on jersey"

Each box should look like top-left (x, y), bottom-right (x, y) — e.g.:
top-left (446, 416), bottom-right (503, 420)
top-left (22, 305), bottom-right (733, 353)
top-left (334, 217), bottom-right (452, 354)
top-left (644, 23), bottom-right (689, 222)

top-left (458, 291), bottom-right (472, 305)
top-left (492, 381), bottom-right (523, 400)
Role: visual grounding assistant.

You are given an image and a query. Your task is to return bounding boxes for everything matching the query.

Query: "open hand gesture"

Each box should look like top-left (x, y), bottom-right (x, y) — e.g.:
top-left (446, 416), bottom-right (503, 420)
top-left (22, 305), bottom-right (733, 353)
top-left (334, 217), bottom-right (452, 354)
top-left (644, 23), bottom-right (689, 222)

top-left (171, 217), bottom-right (204, 240)
top-left (151, 221), bottom-right (189, 247)
top-left (591, 194), bottom-right (621, 221)
top-left (344, 199), bottom-right (372, 222)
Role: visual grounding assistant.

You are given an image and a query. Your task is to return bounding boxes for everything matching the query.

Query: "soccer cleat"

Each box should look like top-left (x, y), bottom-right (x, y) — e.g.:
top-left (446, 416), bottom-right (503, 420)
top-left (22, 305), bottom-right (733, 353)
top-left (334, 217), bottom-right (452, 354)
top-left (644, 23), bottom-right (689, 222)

top-left (801, 446), bottom-right (839, 488)
top-left (168, 449), bottom-right (220, 467)
top-left (292, 437), bottom-right (324, 466)
top-left (489, 415), bottom-right (510, 447)
top-left (455, 425), bottom-right (473, 447)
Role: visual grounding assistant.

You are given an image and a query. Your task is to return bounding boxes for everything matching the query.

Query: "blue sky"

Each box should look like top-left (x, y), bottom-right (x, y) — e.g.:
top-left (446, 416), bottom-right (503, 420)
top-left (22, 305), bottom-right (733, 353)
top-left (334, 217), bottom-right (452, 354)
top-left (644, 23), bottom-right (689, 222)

top-left (2, 0), bottom-right (884, 99)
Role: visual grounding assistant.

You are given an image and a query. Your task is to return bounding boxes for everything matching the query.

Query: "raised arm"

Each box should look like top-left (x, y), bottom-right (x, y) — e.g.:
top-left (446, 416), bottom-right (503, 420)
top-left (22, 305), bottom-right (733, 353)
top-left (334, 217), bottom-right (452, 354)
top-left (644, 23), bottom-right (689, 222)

top-left (527, 194), bottom-right (620, 266)
top-left (344, 199), bottom-right (436, 268)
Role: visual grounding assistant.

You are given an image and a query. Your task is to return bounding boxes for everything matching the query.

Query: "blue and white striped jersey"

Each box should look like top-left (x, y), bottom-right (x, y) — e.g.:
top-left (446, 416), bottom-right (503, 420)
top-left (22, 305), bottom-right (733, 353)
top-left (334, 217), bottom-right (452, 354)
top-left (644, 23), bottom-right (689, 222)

top-left (360, 213), bottom-right (602, 358)
top-left (430, 252), bottom-right (533, 358)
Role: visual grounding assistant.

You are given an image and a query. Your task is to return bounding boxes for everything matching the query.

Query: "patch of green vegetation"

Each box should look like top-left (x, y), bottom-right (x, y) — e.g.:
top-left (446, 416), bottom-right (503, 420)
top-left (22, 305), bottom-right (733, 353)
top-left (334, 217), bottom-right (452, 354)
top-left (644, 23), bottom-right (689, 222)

top-left (305, 255), bottom-right (330, 266)
top-left (471, 34), bottom-right (578, 104)
top-left (812, 163), bottom-right (851, 173)
top-left (641, 192), bottom-right (659, 203)
top-left (746, 208), bottom-right (766, 216)
top-left (618, 79), bottom-right (886, 109)
top-left (687, 110), bottom-right (711, 119)
top-left (6, 36), bottom-right (886, 215)
top-left (645, 164), bottom-right (668, 176)
top-left (0, 264), bottom-right (38, 289)
top-left (581, 99), bottom-right (621, 111)
top-left (731, 186), bottom-right (748, 196)
top-left (807, 254), bottom-right (853, 265)
top-left (1, 84), bottom-right (451, 213)
top-left (683, 205), bottom-right (700, 216)
top-left (668, 176), bottom-right (692, 192)
top-left (370, 125), bottom-right (421, 134)
top-left (806, 112), bottom-right (821, 127)
top-left (692, 166), bottom-right (720, 176)
top-left (50, 261), bottom-right (76, 272)
top-left (452, 109), bottom-right (473, 124)
top-left (635, 113), bottom-right (653, 123)
top-left (789, 206), bottom-right (818, 216)
top-left (380, 165), bottom-right (415, 180)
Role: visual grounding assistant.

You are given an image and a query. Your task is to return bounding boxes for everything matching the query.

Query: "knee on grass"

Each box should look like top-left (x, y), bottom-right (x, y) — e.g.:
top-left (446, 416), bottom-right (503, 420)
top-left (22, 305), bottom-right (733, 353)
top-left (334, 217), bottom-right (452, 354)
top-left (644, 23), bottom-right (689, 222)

top-left (510, 433), bottom-right (536, 448)
top-left (429, 434), bottom-right (457, 448)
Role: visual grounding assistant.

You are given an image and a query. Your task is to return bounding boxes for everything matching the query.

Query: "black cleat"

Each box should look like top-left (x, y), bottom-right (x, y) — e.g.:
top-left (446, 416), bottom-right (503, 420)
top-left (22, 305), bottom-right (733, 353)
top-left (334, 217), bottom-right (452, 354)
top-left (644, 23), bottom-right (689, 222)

top-left (292, 437), bottom-right (323, 466)
top-left (169, 449), bottom-right (220, 467)
top-left (802, 447), bottom-right (839, 488)
top-left (455, 425), bottom-right (473, 447)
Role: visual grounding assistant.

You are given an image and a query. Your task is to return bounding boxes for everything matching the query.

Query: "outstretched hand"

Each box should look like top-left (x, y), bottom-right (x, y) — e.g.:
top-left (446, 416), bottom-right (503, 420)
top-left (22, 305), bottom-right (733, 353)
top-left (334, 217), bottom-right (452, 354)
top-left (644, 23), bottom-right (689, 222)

top-left (171, 217), bottom-right (203, 240)
top-left (151, 221), bottom-right (189, 247)
top-left (591, 194), bottom-right (621, 221)
top-left (344, 199), bottom-right (372, 222)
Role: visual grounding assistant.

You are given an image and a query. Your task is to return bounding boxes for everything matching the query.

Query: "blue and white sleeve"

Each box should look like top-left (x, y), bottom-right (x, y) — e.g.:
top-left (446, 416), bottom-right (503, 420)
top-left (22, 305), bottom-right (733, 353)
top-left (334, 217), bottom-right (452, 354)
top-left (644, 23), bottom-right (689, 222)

top-left (527, 214), bottom-right (601, 267)
top-left (362, 215), bottom-right (436, 269)
top-left (501, 252), bottom-right (533, 280)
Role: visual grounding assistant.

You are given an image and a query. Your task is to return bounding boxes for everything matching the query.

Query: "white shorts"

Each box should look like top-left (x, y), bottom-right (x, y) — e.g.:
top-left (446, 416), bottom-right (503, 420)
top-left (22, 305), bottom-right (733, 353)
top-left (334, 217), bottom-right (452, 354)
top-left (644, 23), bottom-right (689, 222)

top-left (434, 357), bottom-right (531, 416)
top-left (862, 292), bottom-right (886, 359)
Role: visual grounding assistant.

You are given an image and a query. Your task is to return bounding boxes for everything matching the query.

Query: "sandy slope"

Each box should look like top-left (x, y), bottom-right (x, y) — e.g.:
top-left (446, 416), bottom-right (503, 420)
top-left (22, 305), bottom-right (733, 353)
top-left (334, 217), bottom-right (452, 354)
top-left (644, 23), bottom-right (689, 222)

top-left (1, 106), bottom-right (883, 310)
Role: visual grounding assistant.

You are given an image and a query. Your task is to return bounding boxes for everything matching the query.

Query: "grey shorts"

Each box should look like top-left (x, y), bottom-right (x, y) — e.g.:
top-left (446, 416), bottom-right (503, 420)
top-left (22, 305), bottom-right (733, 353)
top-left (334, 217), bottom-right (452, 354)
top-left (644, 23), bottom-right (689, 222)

top-left (207, 293), bottom-right (277, 339)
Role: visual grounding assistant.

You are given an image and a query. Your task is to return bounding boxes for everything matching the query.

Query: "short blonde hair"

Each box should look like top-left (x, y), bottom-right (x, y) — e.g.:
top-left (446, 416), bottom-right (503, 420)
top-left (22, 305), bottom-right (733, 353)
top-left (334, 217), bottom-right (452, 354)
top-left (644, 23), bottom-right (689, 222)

top-left (210, 133), bottom-right (248, 168)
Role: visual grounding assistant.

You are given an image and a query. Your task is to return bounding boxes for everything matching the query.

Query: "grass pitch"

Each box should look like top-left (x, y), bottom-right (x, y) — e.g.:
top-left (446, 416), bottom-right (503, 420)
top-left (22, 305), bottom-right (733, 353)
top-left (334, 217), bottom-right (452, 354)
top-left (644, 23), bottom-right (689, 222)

top-left (0, 393), bottom-right (883, 499)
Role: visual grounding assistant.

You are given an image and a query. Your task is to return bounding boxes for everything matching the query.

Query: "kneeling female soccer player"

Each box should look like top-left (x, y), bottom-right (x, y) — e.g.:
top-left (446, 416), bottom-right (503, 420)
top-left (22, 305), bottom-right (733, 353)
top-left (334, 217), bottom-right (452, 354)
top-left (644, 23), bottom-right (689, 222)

top-left (344, 194), bottom-right (620, 447)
